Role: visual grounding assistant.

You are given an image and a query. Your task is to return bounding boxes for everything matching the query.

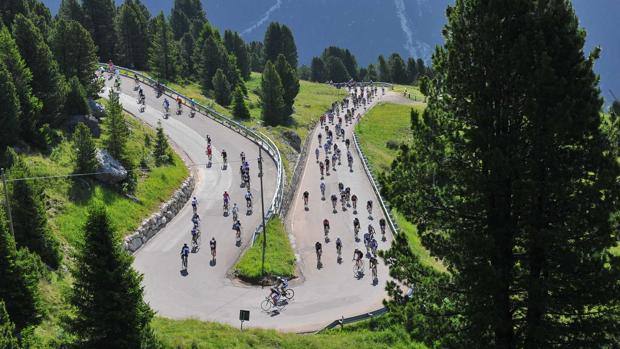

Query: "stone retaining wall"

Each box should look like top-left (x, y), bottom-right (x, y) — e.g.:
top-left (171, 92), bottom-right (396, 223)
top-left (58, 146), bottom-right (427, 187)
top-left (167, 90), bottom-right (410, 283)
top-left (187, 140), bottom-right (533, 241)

top-left (124, 175), bottom-right (195, 252)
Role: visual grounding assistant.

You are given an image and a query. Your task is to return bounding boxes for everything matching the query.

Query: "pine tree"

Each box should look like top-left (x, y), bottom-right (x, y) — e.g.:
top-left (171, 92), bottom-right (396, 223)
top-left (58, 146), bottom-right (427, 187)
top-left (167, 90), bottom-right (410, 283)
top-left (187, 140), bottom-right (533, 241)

top-left (232, 86), bottom-right (250, 120)
top-left (388, 53), bottom-right (407, 84)
top-left (0, 209), bottom-right (41, 332)
top-left (57, 0), bottom-right (85, 23)
top-left (321, 46), bottom-right (358, 80)
top-left (74, 122), bottom-right (98, 174)
top-left (68, 205), bottom-right (156, 348)
top-left (406, 57), bottom-right (418, 83)
top-left (264, 22), bottom-right (298, 69)
top-left (260, 61), bottom-right (286, 126)
top-left (248, 41), bottom-right (265, 72)
top-left (0, 25), bottom-right (42, 143)
top-left (212, 68), bottom-right (232, 106)
top-left (366, 64), bottom-right (378, 81)
top-left (50, 19), bottom-right (98, 92)
top-left (275, 54), bottom-right (299, 116)
top-left (115, 0), bottom-right (151, 70)
top-left (153, 121), bottom-right (170, 166)
top-left (12, 14), bottom-right (66, 125)
top-left (224, 30), bottom-right (251, 80)
top-left (377, 55), bottom-right (390, 82)
top-left (325, 56), bottom-right (350, 83)
top-left (104, 92), bottom-right (129, 162)
top-left (82, 0), bottom-right (116, 60)
top-left (381, 0), bottom-right (620, 347)
top-left (310, 57), bottom-right (326, 82)
top-left (0, 61), bottom-right (20, 157)
top-left (0, 301), bottom-right (19, 349)
top-left (193, 23), bottom-right (229, 93)
top-left (64, 76), bottom-right (90, 116)
top-left (148, 12), bottom-right (179, 81)
top-left (9, 157), bottom-right (62, 269)
top-left (415, 58), bottom-right (426, 79)
top-left (179, 32), bottom-right (195, 79)
top-left (169, 0), bottom-right (206, 40)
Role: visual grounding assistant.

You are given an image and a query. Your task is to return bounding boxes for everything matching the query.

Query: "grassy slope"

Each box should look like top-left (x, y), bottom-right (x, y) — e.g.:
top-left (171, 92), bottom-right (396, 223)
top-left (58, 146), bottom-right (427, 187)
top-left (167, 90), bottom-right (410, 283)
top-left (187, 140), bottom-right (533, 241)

top-left (24, 112), bottom-right (188, 346)
top-left (153, 318), bottom-right (427, 349)
top-left (356, 102), bottom-right (444, 271)
top-left (234, 217), bottom-right (296, 280)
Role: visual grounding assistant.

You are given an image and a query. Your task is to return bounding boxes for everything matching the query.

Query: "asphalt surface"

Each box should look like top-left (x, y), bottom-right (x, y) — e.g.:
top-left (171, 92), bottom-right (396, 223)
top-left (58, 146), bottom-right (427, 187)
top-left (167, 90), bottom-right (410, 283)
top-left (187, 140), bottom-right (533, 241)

top-left (105, 76), bottom-right (393, 332)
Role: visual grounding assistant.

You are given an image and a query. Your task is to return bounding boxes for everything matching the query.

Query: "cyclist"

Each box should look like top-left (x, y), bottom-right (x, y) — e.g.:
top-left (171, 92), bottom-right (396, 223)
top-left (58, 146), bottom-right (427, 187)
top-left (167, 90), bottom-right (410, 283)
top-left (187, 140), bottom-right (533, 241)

top-left (345, 138), bottom-right (350, 149)
top-left (206, 134), bottom-right (212, 145)
top-left (353, 217), bottom-right (360, 240)
top-left (232, 203), bottom-right (239, 221)
top-left (180, 243), bottom-right (190, 269)
top-left (303, 191), bottom-right (309, 209)
top-left (269, 286), bottom-right (281, 306)
top-left (330, 194), bottom-right (338, 212)
top-left (331, 153), bottom-right (337, 170)
top-left (191, 196), bottom-right (198, 212)
top-left (319, 161), bottom-right (325, 178)
top-left (368, 224), bottom-right (376, 238)
top-left (245, 190), bottom-right (253, 209)
top-left (379, 218), bottom-right (387, 239)
top-left (315, 147), bottom-right (320, 162)
top-left (323, 219), bottom-right (330, 237)
top-left (191, 227), bottom-right (200, 247)
top-left (275, 277), bottom-right (289, 294)
top-left (340, 191), bottom-right (347, 211)
top-left (221, 149), bottom-right (228, 165)
top-left (345, 187), bottom-right (351, 207)
top-left (369, 255), bottom-right (378, 280)
top-left (353, 248), bottom-right (364, 271)
top-left (347, 153), bottom-right (354, 171)
top-left (318, 132), bottom-right (323, 145)
top-left (210, 237), bottom-right (216, 259)
top-left (163, 98), bottom-right (170, 112)
top-left (367, 200), bottom-right (373, 218)
top-left (336, 237), bottom-right (342, 259)
top-left (233, 220), bottom-right (242, 243)
top-left (192, 212), bottom-right (200, 228)
top-left (370, 238), bottom-right (379, 257)
top-left (176, 96), bottom-right (183, 114)
top-left (223, 191), bottom-right (230, 210)
top-left (325, 158), bottom-right (330, 175)
top-left (315, 241), bottom-right (323, 263)
top-left (190, 98), bottom-right (196, 117)
top-left (351, 194), bottom-right (358, 212)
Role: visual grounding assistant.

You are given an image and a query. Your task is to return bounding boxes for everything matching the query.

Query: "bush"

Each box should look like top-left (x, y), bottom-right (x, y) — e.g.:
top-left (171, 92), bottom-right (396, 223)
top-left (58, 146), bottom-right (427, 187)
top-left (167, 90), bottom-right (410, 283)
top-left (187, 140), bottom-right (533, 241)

top-left (385, 140), bottom-right (400, 150)
top-left (64, 76), bottom-right (90, 116)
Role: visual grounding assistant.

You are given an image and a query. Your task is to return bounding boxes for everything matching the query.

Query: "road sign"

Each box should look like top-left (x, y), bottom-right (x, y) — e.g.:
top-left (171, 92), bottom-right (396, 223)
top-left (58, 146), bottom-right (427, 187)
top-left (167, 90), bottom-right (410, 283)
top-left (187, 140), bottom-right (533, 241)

top-left (239, 309), bottom-right (250, 330)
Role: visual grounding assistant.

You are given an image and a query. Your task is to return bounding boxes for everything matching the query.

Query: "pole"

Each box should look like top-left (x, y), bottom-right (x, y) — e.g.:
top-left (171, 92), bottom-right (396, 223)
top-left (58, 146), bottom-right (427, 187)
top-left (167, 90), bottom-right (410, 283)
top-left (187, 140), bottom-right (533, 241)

top-left (258, 147), bottom-right (267, 284)
top-left (1, 168), bottom-right (15, 237)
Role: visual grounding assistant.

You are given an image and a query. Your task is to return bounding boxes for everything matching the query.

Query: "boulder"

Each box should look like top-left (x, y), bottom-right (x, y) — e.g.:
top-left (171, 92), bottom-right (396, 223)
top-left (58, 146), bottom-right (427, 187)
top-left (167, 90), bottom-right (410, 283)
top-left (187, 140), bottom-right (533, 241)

top-left (281, 130), bottom-right (302, 152)
top-left (95, 149), bottom-right (128, 184)
top-left (64, 114), bottom-right (101, 137)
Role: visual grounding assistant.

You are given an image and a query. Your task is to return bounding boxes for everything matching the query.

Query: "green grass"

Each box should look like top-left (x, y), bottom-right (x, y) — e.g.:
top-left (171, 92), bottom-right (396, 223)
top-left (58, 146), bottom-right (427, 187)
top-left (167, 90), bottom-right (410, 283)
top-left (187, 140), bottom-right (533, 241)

top-left (234, 217), bottom-right (296, 281)
top-left (392, 84), bottom-right (426, 103)
top-left (152, 317), bottom-right (428, 349)
top-left (356, 102), bottom-right (443, 271)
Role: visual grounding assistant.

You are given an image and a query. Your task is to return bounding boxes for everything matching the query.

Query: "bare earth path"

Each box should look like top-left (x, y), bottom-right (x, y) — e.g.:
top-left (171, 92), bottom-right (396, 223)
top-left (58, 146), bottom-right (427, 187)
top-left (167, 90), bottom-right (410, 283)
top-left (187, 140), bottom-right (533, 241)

top-left (105, 77), bottom-right (393, 332)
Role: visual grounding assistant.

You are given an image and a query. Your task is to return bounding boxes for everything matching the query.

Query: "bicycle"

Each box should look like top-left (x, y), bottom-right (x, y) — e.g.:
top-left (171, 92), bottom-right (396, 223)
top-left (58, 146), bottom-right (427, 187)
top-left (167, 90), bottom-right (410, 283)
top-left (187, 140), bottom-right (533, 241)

top-left (191, 231), bottom-right (201, 249)
top-left (371, 264), bottom-right (378, 281)
top-left (181, 254), bottom-right (188, 270)
top-left (261, 295), bottom-right (285, 312)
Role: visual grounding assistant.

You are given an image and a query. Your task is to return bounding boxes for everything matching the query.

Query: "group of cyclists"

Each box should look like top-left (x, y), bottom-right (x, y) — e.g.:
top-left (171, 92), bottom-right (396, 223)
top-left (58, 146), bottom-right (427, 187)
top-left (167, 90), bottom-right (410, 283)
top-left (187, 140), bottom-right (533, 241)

top-left (180, 197), bottom-right (218, 271)
top-left (307, 85), bottom-right (386, 282)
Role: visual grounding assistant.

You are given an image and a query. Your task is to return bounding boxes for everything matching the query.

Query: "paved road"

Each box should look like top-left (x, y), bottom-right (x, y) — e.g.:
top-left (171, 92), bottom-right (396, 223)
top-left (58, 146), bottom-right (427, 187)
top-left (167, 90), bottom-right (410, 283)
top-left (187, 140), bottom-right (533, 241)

top-left (104, 76), bottom-right (393, 332)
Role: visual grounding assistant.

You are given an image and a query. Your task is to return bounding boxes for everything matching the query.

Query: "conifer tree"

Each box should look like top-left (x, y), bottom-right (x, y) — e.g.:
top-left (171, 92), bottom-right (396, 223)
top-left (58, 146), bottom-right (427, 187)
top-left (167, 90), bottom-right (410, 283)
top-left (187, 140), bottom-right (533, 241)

top-left (387, 53), bottom-right (407, 84)
top-left (275, 54), bottom-right (299, 116)
top-left (406, 57), bottom-right (418, 83)
top-left (224, 30), bottom-right (251, 80)
top-left (231, 86), bottom-right (250, 120)
top-left (248, 41), bottom-right (265, 72)
top-left (148, 12), bottom-right (178, 81)
top-left (193, 23), bottom-right (230, 93)
top-left (82, 0), bottom-right (116, 60)
top-left (0, 62), bottom-right (20, 157)
top-left (64, 76), bottom-right (90, 116)
top-left (310, 57), bottom-right (326, 82)
top-left (74, 122), bottom-right (98, 174)
top-left (264, 22), bottom-right (298, 69)
top-left (377, 55), bottom-right (390, 82)
top-left (68, 205), bottom-right (156, 348)
top-left (0, 25), bottom-right (42, 142)
top-left (415, 58), bottom-right (426, 78)
top-left (50, 19), bottom-right (98, 92)
top-left (12, 14), bottom-right (66, 125)
top-left (9, 157), bottom-right (61, 269)
top-left (0, 210), bottom-right (41, 332)
top-left (325, 56), bottom-right (350, 83)
top-left (260, 61), bottom-right (286, 126)
top-left (153, 121), bottom-right (170, 166)
top-left (212, 68), bottom-right (231, 106)
top-left (57, 0), bottom-right (85, 23)
top-left (366, 64), bottom-right (378, 81)
top-left (179, 32), bottom-right (195, 79)
top-left (381, 0), bottom-right (620, 347)
top-left (0, 301), bottom-right (19, 349)
top-left (104, 92), bottom-right (129, 162)
top-left (115, 0), bottom-right (150, 70)
top-left (169, 0), bottom-right (206, 40)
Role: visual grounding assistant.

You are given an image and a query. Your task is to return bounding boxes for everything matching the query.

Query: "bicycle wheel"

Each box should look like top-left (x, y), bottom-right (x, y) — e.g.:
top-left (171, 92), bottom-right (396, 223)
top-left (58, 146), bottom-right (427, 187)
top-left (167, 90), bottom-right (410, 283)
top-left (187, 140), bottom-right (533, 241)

top-left (284, 288), bottom-right (295, 300)
top-left (260, 298), bottom-right (272, 312)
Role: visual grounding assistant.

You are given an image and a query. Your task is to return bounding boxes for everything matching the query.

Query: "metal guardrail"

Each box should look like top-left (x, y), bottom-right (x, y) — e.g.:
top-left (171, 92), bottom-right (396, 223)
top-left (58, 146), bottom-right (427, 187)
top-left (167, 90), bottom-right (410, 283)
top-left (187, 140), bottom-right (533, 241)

top-left (99, 64), bottom-right (284, 244)
top-left (318, 307), bottom-right (388, 332)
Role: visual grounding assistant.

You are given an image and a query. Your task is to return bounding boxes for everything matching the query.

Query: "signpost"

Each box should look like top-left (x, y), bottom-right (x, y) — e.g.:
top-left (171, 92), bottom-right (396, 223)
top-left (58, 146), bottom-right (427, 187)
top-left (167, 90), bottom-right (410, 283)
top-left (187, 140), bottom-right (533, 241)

top-left (239, 310), bottom-right (250, 330)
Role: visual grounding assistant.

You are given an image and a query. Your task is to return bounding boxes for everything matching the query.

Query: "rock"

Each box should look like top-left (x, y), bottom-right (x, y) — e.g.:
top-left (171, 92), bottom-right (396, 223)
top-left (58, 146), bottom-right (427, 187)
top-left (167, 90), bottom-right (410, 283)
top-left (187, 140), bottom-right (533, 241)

top-left (88, 99), bottom-right (106, 119)
top-left (281, 130), bottom-right (302, 152)
top-left (64, 114), bottom-right (101, 137)
top-left (95, 149), bottom-right (128, 184)
top-left (126, 235), bottom-right (143, 252)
